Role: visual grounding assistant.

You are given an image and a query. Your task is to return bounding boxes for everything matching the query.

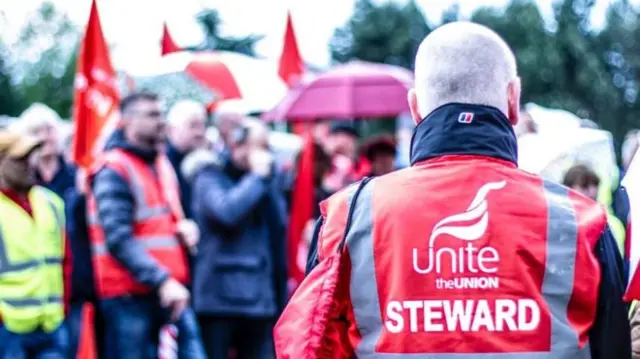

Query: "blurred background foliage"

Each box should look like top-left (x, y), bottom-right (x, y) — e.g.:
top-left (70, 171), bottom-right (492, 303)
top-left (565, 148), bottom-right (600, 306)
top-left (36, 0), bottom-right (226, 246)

top-left (3, 0), bottom-right (640, 149)
top-left (329, 0), bottom-right (640, 148)
top-left (0, 4), bottom-right (259, 119)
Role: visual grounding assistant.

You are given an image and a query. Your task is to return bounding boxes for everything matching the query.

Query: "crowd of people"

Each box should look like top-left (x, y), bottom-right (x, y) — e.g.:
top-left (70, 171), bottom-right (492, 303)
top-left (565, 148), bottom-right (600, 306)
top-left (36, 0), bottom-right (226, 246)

top-left (0, 85), bottom-right (400, 359)
top-left (3, 20), bottom-right (640, 359)
top-left (278, 21), bottom-right (633, 359)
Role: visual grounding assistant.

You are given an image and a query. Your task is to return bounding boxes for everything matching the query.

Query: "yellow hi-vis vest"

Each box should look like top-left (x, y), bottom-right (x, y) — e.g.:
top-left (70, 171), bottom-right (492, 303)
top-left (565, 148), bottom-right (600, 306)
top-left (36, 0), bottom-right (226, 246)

top-left (0, 186), bottom-right (65, 334)
top-left (598, 176), bottom-right (626, 255)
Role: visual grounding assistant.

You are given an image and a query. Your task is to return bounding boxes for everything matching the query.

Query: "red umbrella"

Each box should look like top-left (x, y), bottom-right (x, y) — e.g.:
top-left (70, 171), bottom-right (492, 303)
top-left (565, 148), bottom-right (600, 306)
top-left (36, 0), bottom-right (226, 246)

top-left (264, 60), bottom-right (413, 121)
top-left (126, 51), bottom-right (288, 113)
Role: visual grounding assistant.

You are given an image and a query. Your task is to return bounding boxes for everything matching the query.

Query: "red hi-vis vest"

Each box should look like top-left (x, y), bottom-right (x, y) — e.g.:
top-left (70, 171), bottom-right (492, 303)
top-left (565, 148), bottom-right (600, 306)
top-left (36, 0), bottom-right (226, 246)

top-left (87, 149), bottom-right (189, 298)
top-left (301, 156), bottom-right (605, 358)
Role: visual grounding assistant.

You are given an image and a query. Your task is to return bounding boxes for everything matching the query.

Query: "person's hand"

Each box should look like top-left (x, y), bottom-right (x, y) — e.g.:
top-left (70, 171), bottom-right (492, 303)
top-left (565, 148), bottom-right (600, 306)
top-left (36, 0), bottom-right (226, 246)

top-left (177, 219), bottom-right (199, 254)
top-left (158, 278), bottom-right (190, 321)
top-left (249, 149), bottom-right (273, 177)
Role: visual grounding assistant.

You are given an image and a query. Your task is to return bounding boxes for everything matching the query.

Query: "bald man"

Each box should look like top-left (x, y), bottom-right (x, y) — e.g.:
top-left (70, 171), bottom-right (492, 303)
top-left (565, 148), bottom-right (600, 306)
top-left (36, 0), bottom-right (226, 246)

top-left (277, 22), bottom-right (630, 358)
top-left (188, 119), bottom-right (288, 359)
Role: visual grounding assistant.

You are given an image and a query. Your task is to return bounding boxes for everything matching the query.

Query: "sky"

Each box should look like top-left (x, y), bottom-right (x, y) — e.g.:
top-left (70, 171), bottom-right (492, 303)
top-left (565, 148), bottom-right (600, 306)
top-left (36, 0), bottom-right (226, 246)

top-left (0, 0), bottom-right (635, 74)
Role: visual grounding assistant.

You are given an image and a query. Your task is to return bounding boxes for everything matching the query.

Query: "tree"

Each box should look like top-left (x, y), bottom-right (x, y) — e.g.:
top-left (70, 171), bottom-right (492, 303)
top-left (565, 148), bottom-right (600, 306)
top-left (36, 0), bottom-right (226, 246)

top-left (0, 41), bottom-right (24, 116)
top-left (329, 0), bottom-right (431, 69)
top-left (13, 2), bottom-right (79, 118)
top-left (329, 0), bottom-right (640, 148)
top-left (472, 1), bottom-right (566, 108)
top-left (441, 3), bottom-right (461, 24)
top-left (596, 0), bottom-right (640, 143)
top-left (193, 9), bottom-right (262, 56)
top-left (552, 0), bottom-right (617, 119)
top-left (471, 0), bottom-right (639, 148)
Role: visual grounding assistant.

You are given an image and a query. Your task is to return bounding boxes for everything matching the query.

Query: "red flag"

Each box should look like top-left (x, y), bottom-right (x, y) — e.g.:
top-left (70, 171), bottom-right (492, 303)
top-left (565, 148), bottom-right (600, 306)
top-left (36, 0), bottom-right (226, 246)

top-left (278, 11), bottom-right (304, 87)
top-left (279, 11), bottom-right (312, 290)
top-left (73, 4), bottom-right (117, 355)
top-left (71, 0), bottom-right (119, 169)
top-left (161, 23), bottom-right (181, 56)
top-left (287, 128), bottom-right (315, 289)
top-left (623, 148), bottom-right (640, 300)
top-left (77, 304), bottom-right (97, 359)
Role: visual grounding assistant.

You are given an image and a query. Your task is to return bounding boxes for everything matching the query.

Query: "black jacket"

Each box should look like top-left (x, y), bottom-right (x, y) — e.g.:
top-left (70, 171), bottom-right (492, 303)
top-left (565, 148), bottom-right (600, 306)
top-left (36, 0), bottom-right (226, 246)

top-left (65, 190), bottom-right (96, 302)
top-left (189, 150), bottom-right (289, 317)
top-left (166, 142), bottom-right (193, 219)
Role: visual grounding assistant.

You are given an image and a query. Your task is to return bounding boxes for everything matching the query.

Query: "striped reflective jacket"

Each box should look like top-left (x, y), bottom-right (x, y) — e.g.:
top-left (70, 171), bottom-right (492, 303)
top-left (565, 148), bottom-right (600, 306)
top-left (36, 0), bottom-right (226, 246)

top-left (278, 104), bottom-right (630, 358)
top-left (312, 163), bottom-right (604, 357)
top-left (87, 148), bottom-right (189, 298)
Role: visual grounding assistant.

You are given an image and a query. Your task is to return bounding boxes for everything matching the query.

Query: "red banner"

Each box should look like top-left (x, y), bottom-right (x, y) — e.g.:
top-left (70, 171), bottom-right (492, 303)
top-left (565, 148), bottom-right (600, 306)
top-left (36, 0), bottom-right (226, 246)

top-left (71, 0), bottom-right (119, 169)
top-left (278, 11), bottom-right (311, 291)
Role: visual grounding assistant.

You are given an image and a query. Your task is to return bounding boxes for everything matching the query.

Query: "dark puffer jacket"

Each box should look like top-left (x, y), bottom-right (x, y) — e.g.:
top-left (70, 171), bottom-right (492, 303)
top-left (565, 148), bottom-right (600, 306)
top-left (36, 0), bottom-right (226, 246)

top-left (89, 130), bottom-right (169, 291)
top-left (185, 149), bottom-right (288, 317)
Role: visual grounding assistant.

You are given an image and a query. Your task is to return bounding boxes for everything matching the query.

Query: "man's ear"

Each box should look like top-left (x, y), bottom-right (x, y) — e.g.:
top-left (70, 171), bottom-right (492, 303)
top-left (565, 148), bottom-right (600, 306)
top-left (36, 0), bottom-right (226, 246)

top-left (408, 88), bottom-right (422, 125)
top-left (507, 78), bottom-right (521, 126)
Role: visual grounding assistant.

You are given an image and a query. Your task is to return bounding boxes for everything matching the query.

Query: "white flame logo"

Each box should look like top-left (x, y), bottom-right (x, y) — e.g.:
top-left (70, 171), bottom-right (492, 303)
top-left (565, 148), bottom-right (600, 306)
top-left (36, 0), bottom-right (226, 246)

top-left (428, 181), bottom-right (506, 247)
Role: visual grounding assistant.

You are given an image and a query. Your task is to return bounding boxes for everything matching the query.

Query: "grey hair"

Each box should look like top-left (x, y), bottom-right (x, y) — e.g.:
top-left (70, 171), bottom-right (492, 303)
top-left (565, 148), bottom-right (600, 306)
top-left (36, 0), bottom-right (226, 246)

top-left (211, 109), bottom-right (245, 129)
top-left (166, 99), bottom-right (206, 127)
top-left (15, 103), bottom-right (61, 135)
top-left (414, 22), bottom-right (518, 117)
top-left (210, 100), bottom-right (256, 128)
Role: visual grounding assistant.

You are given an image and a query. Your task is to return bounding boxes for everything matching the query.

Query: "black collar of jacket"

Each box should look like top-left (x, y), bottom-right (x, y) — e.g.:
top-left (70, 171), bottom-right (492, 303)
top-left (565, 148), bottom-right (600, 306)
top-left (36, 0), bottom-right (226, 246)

top-left (105, 129), bottom-right (158, 164)
top-left (166, 141), bottom-right (186, 164)
top-left (409, 103), bottom-right (518, 166)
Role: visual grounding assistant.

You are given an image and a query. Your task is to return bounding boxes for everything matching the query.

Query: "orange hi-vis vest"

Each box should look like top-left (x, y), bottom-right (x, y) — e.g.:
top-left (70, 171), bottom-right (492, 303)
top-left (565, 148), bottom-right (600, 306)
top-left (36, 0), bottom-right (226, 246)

top-left (308, 157), bottom-right (605, 358)
top-left (87, 148), bottom-right (189, 298)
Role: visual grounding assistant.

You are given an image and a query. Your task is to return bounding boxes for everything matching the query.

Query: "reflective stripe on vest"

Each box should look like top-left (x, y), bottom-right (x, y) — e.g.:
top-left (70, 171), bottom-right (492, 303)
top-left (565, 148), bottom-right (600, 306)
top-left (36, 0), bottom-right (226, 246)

top-left (102, 154), bottom-right (175, 224)
top-left (3, 296), bottom-right (62, 307)
top-left (91, 235), bottom-right (180, 255)
top-left (344, 180), bottom-right (590, 358)
top-left (86, 206), bottom-right (171, 225)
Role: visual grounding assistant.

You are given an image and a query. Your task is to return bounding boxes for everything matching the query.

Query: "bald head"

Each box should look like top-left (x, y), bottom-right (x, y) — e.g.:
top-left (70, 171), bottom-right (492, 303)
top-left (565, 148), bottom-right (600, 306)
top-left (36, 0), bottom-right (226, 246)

top-left (410, 22), bottom-right (520, 123)
top-left (166, 100), bottom-right (207, 152)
